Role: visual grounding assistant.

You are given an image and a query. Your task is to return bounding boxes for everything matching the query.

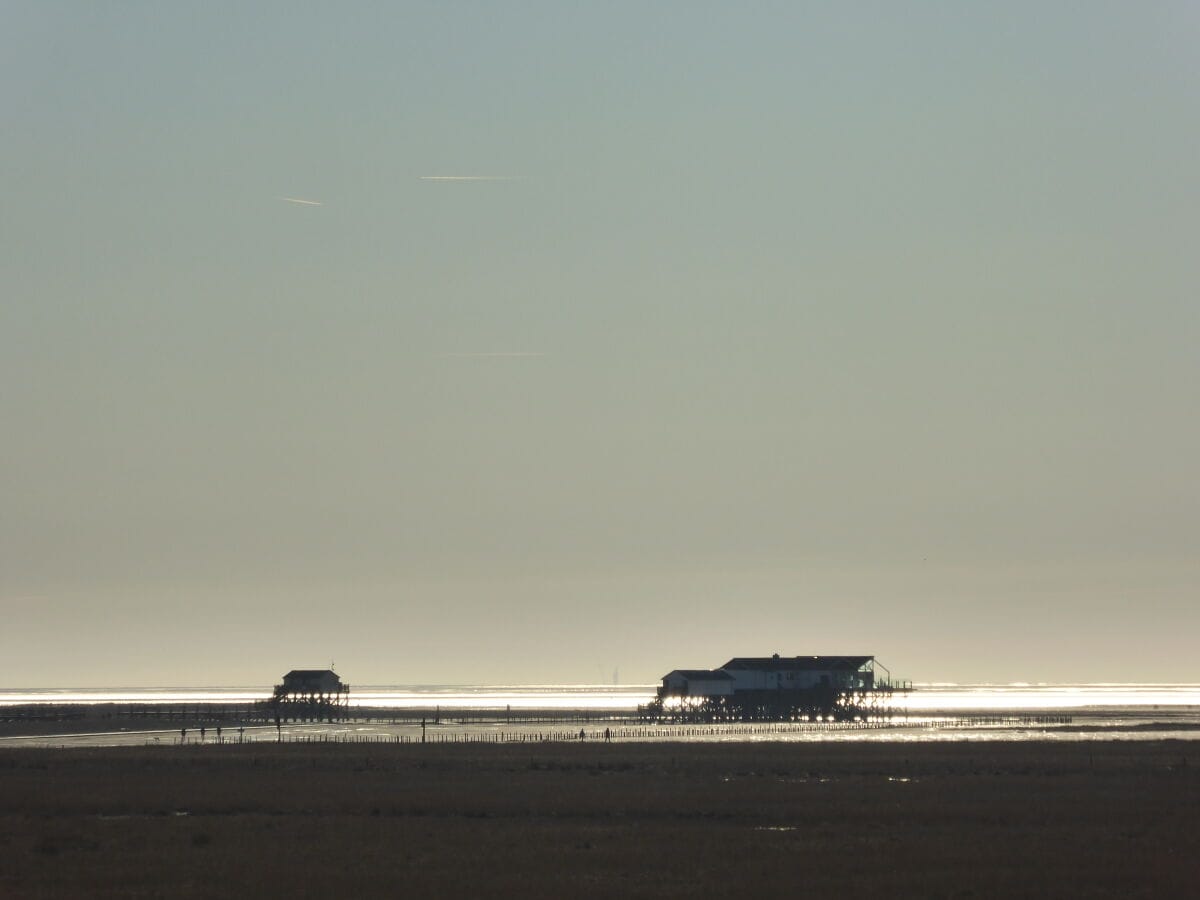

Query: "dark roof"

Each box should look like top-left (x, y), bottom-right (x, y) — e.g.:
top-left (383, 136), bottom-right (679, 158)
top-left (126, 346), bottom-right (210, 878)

top-left (283, 669), bottom-right (340, 680)
top-left (720, 656), bottom-right (873, 672)
top-left (666, 669), bottom-right (734, 680)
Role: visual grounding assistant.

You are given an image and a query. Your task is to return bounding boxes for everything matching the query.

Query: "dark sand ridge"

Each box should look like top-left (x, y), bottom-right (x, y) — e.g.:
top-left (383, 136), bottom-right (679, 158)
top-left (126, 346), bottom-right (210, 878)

top-left (1, 741), bottom-right (1196, 898)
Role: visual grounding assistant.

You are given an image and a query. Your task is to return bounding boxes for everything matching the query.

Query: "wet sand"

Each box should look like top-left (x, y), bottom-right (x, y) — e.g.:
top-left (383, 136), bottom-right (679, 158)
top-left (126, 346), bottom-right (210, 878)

top-left (0, 704), bottom-right (635, 742)
top-left (1, 741), bottom-right (1196, 898)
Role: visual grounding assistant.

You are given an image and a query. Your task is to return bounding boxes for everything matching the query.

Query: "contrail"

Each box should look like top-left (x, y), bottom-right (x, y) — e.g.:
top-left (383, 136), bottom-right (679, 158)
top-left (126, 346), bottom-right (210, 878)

top-left (439, 351), bottom-right (546, 358)
top-left (420, 176), bottom-right (524, 182)
top-left (280, 196), bottom-right (323, 206)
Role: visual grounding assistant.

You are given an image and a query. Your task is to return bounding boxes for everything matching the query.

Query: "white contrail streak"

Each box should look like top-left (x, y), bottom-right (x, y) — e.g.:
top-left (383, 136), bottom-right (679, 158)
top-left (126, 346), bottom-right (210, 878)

top-left (439, 351), bottom-right (547, 358)
top-left (419, 175), bottom-right (524, 182)
top-left (280, 196), bottom-right (323, 206)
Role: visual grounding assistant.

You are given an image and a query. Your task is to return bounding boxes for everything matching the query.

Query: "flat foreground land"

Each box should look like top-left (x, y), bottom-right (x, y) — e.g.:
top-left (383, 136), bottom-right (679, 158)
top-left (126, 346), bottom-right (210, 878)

top-left (1, 742), bottom-right (1197, 898)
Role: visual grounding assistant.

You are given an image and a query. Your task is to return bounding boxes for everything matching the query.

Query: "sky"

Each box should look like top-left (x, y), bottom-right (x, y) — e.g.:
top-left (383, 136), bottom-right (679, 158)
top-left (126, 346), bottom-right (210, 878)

top-left (2, 2), bottom-right (1197, 687)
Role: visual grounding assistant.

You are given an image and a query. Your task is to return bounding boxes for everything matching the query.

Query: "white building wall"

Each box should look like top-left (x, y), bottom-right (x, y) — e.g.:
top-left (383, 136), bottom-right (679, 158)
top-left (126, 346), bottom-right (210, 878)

top-left (727, 668), bottom-right (842, 691)
top-left (662, 672), bottom-right (733, 697)
top-left (688, 678), bottom-right (733, 697)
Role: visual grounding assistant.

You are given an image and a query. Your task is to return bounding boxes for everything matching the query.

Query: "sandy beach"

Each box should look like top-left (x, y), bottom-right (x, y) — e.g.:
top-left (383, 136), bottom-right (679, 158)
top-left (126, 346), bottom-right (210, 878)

top-left (1, 740), bottom-right (1195, 898)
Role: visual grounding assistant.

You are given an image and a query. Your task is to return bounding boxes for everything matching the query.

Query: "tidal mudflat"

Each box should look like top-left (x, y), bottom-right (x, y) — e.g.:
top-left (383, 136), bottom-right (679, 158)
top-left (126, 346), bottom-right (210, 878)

top-left (1, 741), bottom-right (1196, 898)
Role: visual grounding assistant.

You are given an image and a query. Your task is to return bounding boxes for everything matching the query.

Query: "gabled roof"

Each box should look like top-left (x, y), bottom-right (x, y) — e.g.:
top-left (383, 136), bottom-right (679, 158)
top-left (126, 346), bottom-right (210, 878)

top-left (666, 669), bottom-right (734, 680)
top-left (720, 656), bottom-right (873, 672)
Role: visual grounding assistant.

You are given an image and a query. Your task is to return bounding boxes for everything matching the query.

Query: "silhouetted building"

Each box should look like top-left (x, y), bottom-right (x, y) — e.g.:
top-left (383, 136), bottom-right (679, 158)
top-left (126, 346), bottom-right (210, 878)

top-left (648, 653), bottom-right (901, 722)
top-left (277, 669), bottom-right (344, 697)
top-left (271, 669), bottom-right (350, 721)
top-left (660, 669), bottom-right (734, 697)
top-left (719, 655), bottom-right (875, 692)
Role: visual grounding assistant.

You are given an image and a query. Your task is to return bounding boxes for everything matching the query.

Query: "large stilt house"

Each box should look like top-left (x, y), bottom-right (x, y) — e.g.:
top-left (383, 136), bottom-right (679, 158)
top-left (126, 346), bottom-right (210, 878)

top-left (649, 653), bottom-right (902, 722)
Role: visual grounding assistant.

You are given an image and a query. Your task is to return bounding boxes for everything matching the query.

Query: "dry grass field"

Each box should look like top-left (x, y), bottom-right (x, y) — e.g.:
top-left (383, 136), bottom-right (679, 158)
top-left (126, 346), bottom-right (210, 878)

top-left (0, 740), bottom-right (1196, 898)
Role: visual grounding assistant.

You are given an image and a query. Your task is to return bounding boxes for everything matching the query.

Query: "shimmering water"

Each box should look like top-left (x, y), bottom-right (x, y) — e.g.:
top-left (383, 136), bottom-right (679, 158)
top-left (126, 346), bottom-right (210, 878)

top-left (3, 683), bottom-right (1199, 747)
top-left (903, 683), bottom-right (1200, 711)
top-left (4, 682), bottom-right (1200, 712)
top-left (0, 684), bottom-right (651, 709)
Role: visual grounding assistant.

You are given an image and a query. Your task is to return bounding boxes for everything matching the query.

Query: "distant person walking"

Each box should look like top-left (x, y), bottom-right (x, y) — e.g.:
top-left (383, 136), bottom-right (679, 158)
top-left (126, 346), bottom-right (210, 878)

top-left (180, 727), bottom-right (186, 744)
top-left (579, 728), bottom-right (585, 741)
top-left (605, 727), bottom-right (611, 743)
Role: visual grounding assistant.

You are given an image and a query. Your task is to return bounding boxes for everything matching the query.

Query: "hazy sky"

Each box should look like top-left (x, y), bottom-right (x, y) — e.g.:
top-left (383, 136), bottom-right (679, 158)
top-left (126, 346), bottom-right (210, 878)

top-left (3, 3), bottom-right (1197, 687)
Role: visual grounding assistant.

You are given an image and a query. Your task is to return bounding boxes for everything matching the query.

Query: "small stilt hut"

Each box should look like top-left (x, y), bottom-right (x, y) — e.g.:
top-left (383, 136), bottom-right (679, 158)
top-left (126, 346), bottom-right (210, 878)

top-left (270, 669), bottom-right (350, 722)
